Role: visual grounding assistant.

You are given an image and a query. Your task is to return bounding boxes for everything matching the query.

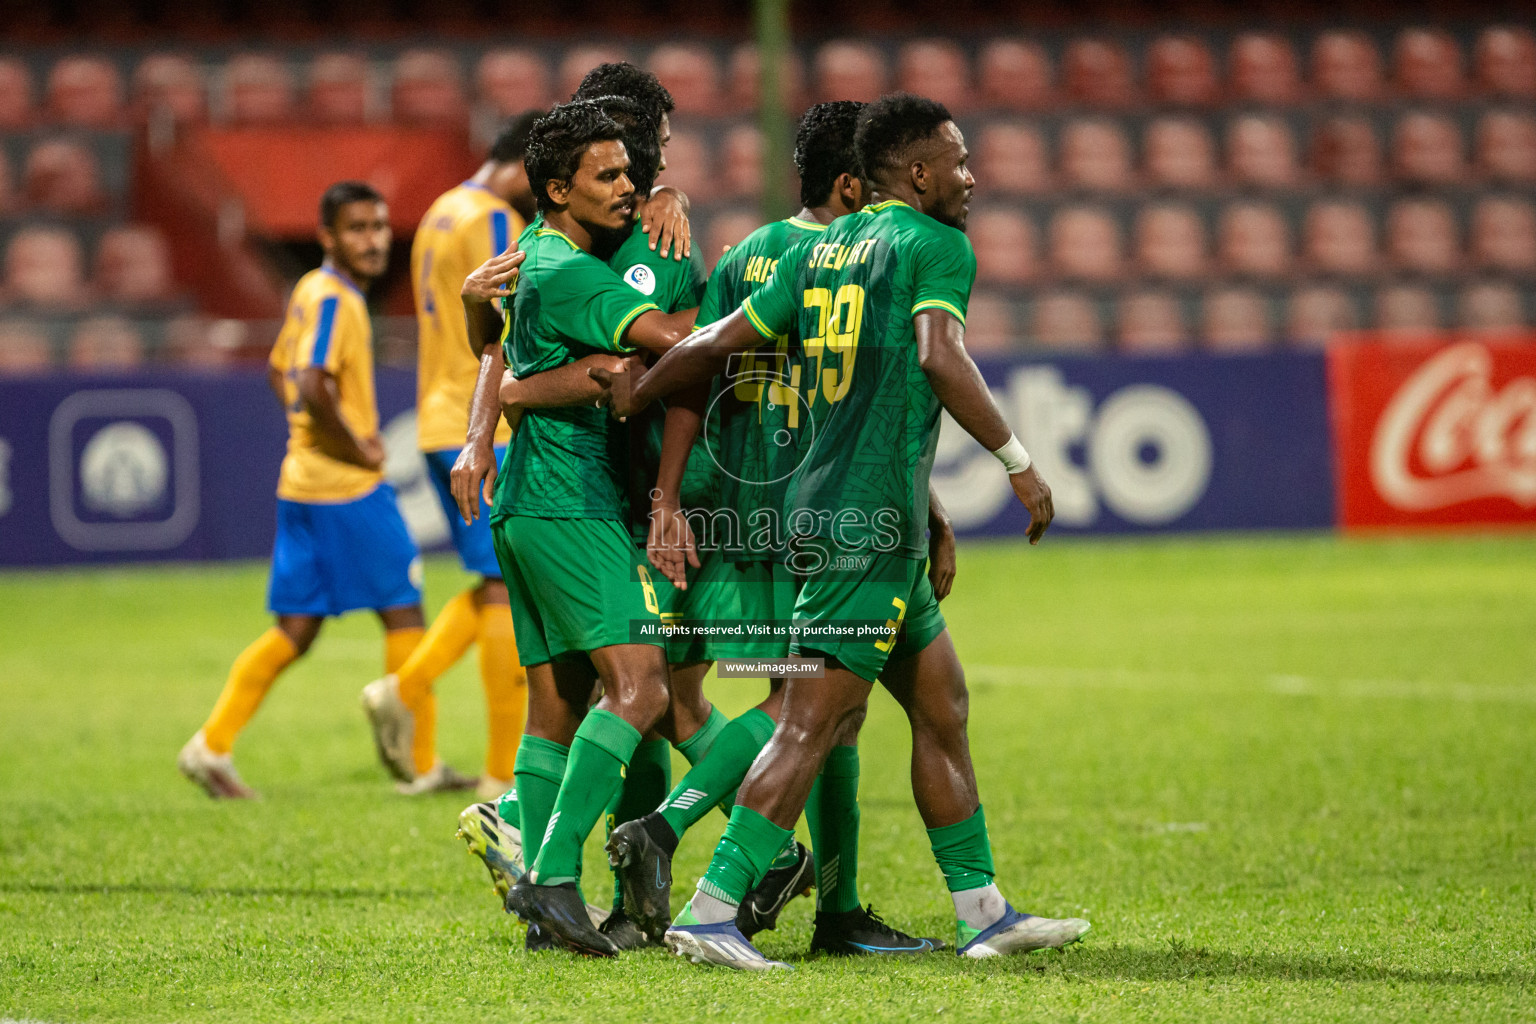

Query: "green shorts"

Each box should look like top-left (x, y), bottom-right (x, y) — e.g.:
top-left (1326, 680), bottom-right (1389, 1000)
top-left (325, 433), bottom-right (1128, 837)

top-left (668, 557), bottom-right (799, 662)
top-left (788, 550), bottom-right (946, 683)
top-left (491, 515), bottom-right (674, 667)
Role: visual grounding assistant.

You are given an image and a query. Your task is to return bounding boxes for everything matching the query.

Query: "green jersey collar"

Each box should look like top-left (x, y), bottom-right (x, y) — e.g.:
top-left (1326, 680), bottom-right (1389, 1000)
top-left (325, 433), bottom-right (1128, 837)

top-left (786, 215), bottom-right (829, 231)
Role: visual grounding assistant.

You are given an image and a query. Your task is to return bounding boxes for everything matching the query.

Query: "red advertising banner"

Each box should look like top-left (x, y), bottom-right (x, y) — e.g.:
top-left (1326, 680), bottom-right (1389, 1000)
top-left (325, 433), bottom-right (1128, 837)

top-left (1328, 337), bottom-right (1536, 529)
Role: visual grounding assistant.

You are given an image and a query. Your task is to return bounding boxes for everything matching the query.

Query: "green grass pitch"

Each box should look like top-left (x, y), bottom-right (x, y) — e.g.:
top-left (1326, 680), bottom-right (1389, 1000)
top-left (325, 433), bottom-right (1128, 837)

top-left (2, 533), bottom-right (1533, 1022)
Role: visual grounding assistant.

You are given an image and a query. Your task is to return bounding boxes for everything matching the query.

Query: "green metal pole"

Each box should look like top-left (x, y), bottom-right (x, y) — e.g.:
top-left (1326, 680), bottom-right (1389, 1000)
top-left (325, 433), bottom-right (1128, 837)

top-left (755, 0), bottom-right (793, 220)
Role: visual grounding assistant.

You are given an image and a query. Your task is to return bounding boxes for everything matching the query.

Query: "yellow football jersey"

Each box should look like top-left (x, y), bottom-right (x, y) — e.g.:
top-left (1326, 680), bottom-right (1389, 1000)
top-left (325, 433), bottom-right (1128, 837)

top-left (269, 266), bottom-right (382, 503)
top-left (412, 181), bottom-right (522, 452)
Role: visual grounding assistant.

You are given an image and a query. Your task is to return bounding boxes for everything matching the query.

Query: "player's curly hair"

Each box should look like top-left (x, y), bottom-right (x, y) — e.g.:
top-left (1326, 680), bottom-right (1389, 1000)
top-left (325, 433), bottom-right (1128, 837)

top-left (525, 101), bottom-right (626, 212)
top-left (854, 93), bottom-right (954, 183)
top-left (488, 109), bottom-right (542, 164)
top-left (573, 62), bottom-right (675, 124)
top-left (585, 94), bottom-right (661, 196)
top-left (794, 100), bottom-right (865, 208)
top-left (319, 180), bottom-right (384, 228)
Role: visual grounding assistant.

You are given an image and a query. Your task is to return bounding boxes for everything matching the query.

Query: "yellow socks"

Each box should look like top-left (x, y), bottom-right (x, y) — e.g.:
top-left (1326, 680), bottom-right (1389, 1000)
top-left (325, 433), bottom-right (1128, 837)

top-left (478, 602), bottom-right (526, 780)
top-left (395, 591), bottom-right (479, 776)
top-left (202, 627), bottom-right (299, 755)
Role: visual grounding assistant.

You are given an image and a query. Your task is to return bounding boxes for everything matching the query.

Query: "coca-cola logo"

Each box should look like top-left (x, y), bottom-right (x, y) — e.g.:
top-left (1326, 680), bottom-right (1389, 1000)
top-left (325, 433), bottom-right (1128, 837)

top-left (1370, 342), bottom-right (1536, 510)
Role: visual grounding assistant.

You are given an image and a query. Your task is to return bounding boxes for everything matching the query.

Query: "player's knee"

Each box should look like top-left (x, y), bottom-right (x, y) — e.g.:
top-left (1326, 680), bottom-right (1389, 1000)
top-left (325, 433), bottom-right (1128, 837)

top-left (833, 702), bottom-right (868, 745)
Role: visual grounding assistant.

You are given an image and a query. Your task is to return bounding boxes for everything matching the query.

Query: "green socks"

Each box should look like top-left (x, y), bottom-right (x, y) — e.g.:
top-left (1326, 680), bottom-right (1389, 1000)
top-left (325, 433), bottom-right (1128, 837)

top-left (807, 744), bottom-right (861, 912)
top-left (604, 737), bottom-right (672, 910)
top-left (675, 705), bottom-right (727, 767)
top-left (530, 710), bottom-right (641, 886)
top-left (696, 805), bottom-right (794, 908)
top-left (510, 735), bottom-right (568, 872)
top-left (658, 708), bottom-right (775, 840)
top-left (926, 805), bottom-right (996, 894)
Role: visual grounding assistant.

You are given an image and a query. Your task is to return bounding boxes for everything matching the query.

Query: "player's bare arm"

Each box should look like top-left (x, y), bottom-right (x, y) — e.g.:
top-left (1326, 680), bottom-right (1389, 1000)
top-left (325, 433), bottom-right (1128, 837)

top-left (640, 185), bottom-right (691, 260)
top-left (460, 248), bottom-right (525, 355)
top-left (590, 307), bottom-right (764, 418)
top-left (915, 308), bottom-right (1053, 544)
top-left (499, 354), bottom-right (638, 415)
top-left (296, 365), bottom-right (383, 471)
top-left (928, 483), bottom-right (957, 600)
top-left (646, 383), bottom-right (709, 587)
top-left (449, 346), bottom-right (505, 524)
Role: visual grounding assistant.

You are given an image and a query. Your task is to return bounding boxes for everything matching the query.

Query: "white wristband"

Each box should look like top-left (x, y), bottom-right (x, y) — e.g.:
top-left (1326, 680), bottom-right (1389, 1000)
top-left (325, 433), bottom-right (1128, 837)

top-left (991, 433), bottom-right (1032, 474)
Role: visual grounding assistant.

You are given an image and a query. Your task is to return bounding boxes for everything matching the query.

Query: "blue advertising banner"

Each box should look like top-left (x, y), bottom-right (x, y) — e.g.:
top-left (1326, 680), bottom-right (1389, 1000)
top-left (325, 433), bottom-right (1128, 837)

top-left (930, 351), bottom-right (1336, 536)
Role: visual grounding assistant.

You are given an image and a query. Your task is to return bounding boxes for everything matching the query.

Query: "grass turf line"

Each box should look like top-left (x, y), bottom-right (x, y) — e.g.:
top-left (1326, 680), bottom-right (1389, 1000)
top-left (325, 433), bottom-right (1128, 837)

top-left (1, 533), bottom-right (1533, 1022)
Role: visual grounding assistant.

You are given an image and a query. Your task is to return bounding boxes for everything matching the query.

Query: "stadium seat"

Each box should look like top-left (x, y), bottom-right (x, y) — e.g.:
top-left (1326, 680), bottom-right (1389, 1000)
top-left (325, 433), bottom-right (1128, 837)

top-left (1117, 289), bottom-right (1190, 353)
top-left (720, 124), bottom-right (762, 198)
top-left (309, 52), bottom-right (370, 125)
top-left (703, 210), bottom-right (761, 270)
top-left (1312, 30), bottom-right (1385, 102)
top-left (1031, 289), bottom-right (1105, 350)
top-left (1218, 201), bottom-right (1291, 279)
top-left (975, 122), bottom-right (1052, 195)
top-left (0, 58), bottom-right (33, 129)
top-left (475, 50), bottom-right (552, 116)
top-left (45, 55), bottom-right (124, 128)
top-left (1059, 118), bottom-right (1135, 192)
top-left (1302, 199), bottom-right (1378, 277)
top-left (1143, 117), bottom-right (1219, 190)
top-left (970, 208), bottom-right (1038, 286)
top-left (648, 44), bottom-right (721, 116)
top-left (393, 50), bottom-right (467, 127)
top-left (897, 39), bottom-right (972, 112)
top-left (132, 54), bottom-right (207, 126)
top-left (1475, 26), bottom-right (1536, 98)
top-left (976, 39), bottom-right (1053, 111)
top-left (1476, 110), bottom-right (1536, 184)
top-left (1375, 282), bottom-right (1442, 333)
top-left (1310, 115), bottom-right (1383, 186)
top-left (657, 130), bottom-right (713, 202)
top-left (1202, 285), bottom-right (1273, 351)
top-left (962, 291), bottom-right (1016, 354)
top-left (22, 139), bottom-right (108, 214)
top-left (1286, 284), bottom-right (1359, 345)
top-left (1457, 280), bottom-right (1527, 334)
top-left (1049, 206), bottom-right (1124, 282)
top-left (4, 226), bottom-right (85, 308)
top-left (1391, 112), bottom-right (1465, 186)
top-left (726, 43), bottom-right (805, 110)
top-left (1134, 202), bottom-right (1208, 281)
top-left (224, 53), bottom-right (297, 126)
top-left (94, 225), bottom-right (176, 305)
top-left (1063, 38), bottom-right (1135, 108)
top-left (1393, 27), bottom-right (1465, 100)
top-left (68, 315), bottom-right (146, 370)
top-left (0, 148), bottom-right (14, 215)
top-left (558, 46), bottom-right (629, 101)
top-left (1146, 35), bottom-right (1220, 107)
top-left (0, 319), bottom-right (53, 374)
top-left (1227, 114), bottom-right (1301, 189)
top-left (813, 40), bottom-right (889, 103)
top-left (163, 314), bottom-right (247, 368)
top-left (1386, 198), bottom-right (1461, 276)
top-left (1470, 196), bottom-right (1536, 273)
top-left (1228, 33), bottom-right (1304, 105)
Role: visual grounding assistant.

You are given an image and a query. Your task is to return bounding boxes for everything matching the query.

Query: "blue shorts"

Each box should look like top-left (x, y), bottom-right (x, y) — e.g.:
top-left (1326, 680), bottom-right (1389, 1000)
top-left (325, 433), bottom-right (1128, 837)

top-left (425, 446), bottom-right (505, 579)
top-left (268, 484), bottom-right (423, 617)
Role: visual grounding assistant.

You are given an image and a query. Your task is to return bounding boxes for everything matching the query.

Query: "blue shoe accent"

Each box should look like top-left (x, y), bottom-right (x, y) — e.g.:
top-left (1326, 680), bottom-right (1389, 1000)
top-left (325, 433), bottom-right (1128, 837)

top-left (957, 902), bottom-right (1092, 958)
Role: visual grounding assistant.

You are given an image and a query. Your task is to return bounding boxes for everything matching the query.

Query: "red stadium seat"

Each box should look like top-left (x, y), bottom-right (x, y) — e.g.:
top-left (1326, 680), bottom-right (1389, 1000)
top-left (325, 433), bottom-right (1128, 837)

top-left (309, 52), bottom-right (370, 125)
top-left (1458, 281), bottom-right (1527, 334)
top-left (1386, 198), bottom-right (1461, 277)
top-left (558, 46), bottom-right (629, 102)
top-left (648, 44), bottom-right (721, 116)
top-left (1391, 111), bottom-right (1465, 186)
top-left (1059, 118), bottom-right (1135, 192)
top-left (4, 227), bottom-right (86, 309)
top-left (95, 225), bottom-right (176, 305)
top-left (1202, 286), bottom-right (1273, 352)
top-left (1031, 290), bottom-right (1105, 351)
top-left (1310, 115), bottom-right (1383, 187)
top-left (1227, 114), bottom-right (1301, 189)
top-left (225, 54), bottom-right (297, 126)
top-left (393, 50), bottom-right (467, 127)
top-left (727, 44), bottom-right (805, 110)
top-left (703, 210), bottom-right (762, 271)
top-left (1049, 206), bottom-right (1124, 282)
top-left (1287, 285), bottom-right (1359, 346)
top-left (133, 54), bottom-right (206, 125)
top-left (1375, 283), bottom-right (1442, 333)
top-left (68, 315), bottom-right (145, 370)
top-left (0, 148), bottom-right (15, 215)
top-left (656, 130), bottom-right (713, 203)
top-left (1302, 200), bottom-right (1378, 278)
top-left (976, 39), bottom-right (1053, 111)
top-left (22, 139), bottom-right (107, 214)
top-left (1134, 203), bottom-right (1208, 281)
top-left (962, 291), bottom-right (1016, 354)
top-left (1393, 27), bottom-right (1465, 100)
top-left (0, 319), bottom-right (53, 374)
top-left (1470, 196), bottom-right (1536, 274)
top-left (1218, 201), bottom-right (1291, 279)
top-left (45, 55), bottom-right (124, 128)
top-left (970, 208), bottom-right (1038, 286)
top-left (897, 39), bottom-right (972, 112)
top-left (721, 124), bottom-right (762, 198)
top-left (1476, 110), bottom-right (1536, 185)
top-left (1475, 26), bottom-right (1536, 99)
top-left (1312, 30), bottom-right (1384, 102)
top-left (1146, 35), bottom-right (1219, 107)
top-left (476, 50), bottom-right (552, 116)
top-left (0, 58), bottom-right (34, 130)
top-left (813, 40), bottom-right (889, 103)
top-left (1063, 38), bottom-right (1135, 108)
top-left (1143, 117), bottom-right (1219, 190)
top-left (1118, 289), bottom-right (1190, 353)
top-left (1228, 33), bottom-right (1303, 105)
top-left (975, 122), bottom-right (1052, 195)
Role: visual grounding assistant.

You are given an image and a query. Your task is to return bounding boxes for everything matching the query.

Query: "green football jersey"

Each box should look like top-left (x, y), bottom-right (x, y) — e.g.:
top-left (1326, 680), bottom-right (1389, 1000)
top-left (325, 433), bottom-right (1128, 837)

top-left (740, 199), bottom-right (976, 558)
top-left (491, 222), bottom-right (661, 522)
top-left (696, 215), bottom-right (830, 560)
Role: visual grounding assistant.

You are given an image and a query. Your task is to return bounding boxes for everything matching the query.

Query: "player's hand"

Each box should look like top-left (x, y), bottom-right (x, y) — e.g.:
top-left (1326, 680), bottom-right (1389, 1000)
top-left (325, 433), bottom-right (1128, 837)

top-left (642, 187), bottom-right (691, 261)
top-left (450, 441), bottom-right (498, 524)
top-left (1009, 465), bottom-right (1054, 545)
top-left (357, 434), bottom-right (386, 472)
top-left (462, 247), bottom-right (526, 301)
top-left (647, 501), bottom-right (699, 589)
top-left (588, 361), bottom-right (644, 420)
top-left (928, 519), bottom-right (957, 601)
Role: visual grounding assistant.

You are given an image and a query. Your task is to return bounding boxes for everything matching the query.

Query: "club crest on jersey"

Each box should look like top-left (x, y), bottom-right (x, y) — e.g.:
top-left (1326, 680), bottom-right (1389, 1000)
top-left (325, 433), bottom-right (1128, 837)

top-left (623, 264), bottom-right (657, 295)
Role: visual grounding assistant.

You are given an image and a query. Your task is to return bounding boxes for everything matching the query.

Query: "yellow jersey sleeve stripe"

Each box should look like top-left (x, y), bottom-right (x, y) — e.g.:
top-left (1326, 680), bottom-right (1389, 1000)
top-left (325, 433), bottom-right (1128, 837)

top-left (612, 302), bottom-right (660, 350)
top-left (912, 299), bottom-right (967, 325)
top-left (741, 297), bottom-right (777, 340)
